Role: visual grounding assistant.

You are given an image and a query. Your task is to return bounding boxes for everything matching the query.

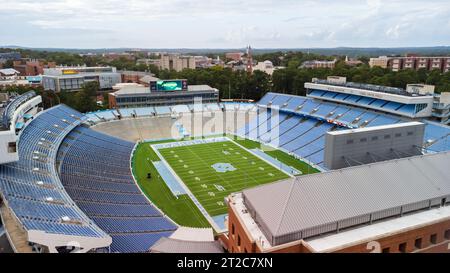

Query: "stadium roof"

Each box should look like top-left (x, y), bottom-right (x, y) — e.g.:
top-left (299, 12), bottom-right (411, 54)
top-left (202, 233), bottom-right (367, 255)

top-left (0, 68), bottom-right (20, 76)
top-left (150, 238), bottom-right (224, 253)
top-left (311, 79), bottom-right (430, 97)
top-left (242, 151), bottom-right (450, 244)
top-left (113, 85), bottom-right (217, 96)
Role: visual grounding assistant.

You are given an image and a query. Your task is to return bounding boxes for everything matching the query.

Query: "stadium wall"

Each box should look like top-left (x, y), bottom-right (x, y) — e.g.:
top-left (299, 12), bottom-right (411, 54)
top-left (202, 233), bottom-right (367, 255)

top-left (227, 201), bottom-right (450, 253)
top-left (331, 219), bottom-right (450, 253)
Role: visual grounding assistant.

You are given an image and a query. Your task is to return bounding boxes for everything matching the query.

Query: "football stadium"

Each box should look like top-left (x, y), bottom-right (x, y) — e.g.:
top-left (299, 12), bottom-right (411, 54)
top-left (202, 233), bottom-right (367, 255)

top-left (0, 76), bottom-right (449, 253)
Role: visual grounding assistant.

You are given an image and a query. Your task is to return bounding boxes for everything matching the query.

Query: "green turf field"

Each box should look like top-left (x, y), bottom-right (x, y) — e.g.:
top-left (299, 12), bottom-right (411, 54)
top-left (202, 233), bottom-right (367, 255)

top-left (132, 142), bottom-right (211, 228)
top-left (157, 139), bottom-right (290, 216)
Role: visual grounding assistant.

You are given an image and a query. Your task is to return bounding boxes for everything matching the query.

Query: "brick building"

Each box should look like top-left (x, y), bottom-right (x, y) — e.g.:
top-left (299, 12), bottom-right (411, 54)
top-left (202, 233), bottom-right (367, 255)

top-left (370, 56), bottom-right (450, 72)
top-left (119, 70), bottom-right (153, 84)
top-left (13, 59), bottom-right (56, 76)
top-left (224, 152), bottom-right (450, 253)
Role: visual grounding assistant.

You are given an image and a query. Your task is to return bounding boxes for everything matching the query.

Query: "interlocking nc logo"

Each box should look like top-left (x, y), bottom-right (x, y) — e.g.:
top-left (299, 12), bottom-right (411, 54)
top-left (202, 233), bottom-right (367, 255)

top-left (366, 241), bottom-right (381, 253)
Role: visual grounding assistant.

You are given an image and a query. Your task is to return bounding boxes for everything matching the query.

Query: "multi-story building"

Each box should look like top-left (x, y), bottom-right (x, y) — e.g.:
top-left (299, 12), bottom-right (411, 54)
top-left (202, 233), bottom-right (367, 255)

top-left (300, 59), bottom-right (336, 69)
top-left (102, 52), bottom-right (135, 61)
top-left (0, 69), bottom-right (42, 89)
top-left (108, 78), bottom-right (219, 108)
top-left (13, 59), bottom-right (56, 76)
top-left (160, 54), bottom-right (196, 72)
top-left (225, 152), bottom-right (450, 253)
top-left (432, 92), bottom-right (450, 125)
top-left (42, 66), bottom-right (121, 92)
top-left (369, 56), bottom-right (450, 72)
top-left (252, 60), bottom-right (284, 76)
top-left (0, 68), bottom-right (19, 77)
top-left (225, 52), bottom-right (244, 62)
top-left (136, 58), bottom-right (161, 67)
top-left (344, 56), bottom-right (363, 67)
top-left (119, 70), bottom-right (154, 84)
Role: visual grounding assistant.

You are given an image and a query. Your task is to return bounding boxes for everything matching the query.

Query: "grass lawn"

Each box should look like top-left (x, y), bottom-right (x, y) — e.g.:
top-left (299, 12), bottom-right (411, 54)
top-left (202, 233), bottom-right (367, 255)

top-left (158, 140), bottom-right (289, 216)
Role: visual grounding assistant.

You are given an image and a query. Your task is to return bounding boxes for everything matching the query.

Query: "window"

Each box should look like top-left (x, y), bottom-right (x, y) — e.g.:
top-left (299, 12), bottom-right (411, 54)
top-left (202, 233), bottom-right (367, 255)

top-left (382, 247), bottom-right (390, 253)
top-left (384, 134), bottom-right (391, 139)
top-left (237, 235), bottom-right (241, 247)
top-left (414, 238), bottom-right (422, 249)
top-left (407, 131), bottom-right (414, 136)
top-left (346, 139), bottom-right (354, 144)
top-left (8, 142), bottom-right (17, 153)
top-left (398, 243), bottom-right (407, 253)
top-left (371, 136), bottom-right (379, 141)
top-left (430, 234), bottom-right (437, 244)
top-left (360, 138), bottom-right (367, 143)
top-left (395, 133), bottom-right (402, 138)
top-left (231, 224), bottom-right (235, 235)
top-left (445, 229), bottom-right (450, 240)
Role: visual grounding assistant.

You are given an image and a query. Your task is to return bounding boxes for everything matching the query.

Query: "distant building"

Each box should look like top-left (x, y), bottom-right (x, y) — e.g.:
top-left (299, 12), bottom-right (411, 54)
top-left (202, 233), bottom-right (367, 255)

top-left (0, 68), bottom-right (20, 77)
top-left (369, 56), bottom-right (450, 72)
top-left (0, 68), bottom-right (42, 89)
top-left (13, 59), bottom-right (56, 76)
top-left (369, 56), bottom-right (389, 69)
top-left (108, 79), bottom-right (219, 108)
top-left (252, 60), bottom-right (284, 76)
top-left (136, 58), bottom-right (161, 67)
top-left (300, 59), bottom-right (336, 69)
top-left (344, 56), bottom-right (363, 66)
top-left (119, 70), bottom-right (154, 84)
top-left (225, 52), bottom-right (244, 62)
top-left (246, 46), bottom-right (253, 74)
top-left (42, 66), bottom-right (121, 92)
top-left (160, 54), bottom-right (196, 72)
top-left (102, 52), bottom-right (135, 61)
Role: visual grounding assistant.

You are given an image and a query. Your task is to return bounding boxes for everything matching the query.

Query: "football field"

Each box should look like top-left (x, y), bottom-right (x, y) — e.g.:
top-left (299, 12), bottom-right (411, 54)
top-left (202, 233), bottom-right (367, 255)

top-left (157, 140), bottom-right (289, 216)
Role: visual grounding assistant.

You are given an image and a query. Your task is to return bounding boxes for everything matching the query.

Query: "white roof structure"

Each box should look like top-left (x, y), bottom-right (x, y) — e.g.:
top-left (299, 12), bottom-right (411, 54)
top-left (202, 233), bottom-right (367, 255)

top-left (113, 84), bottom-right (217, 96)
top-left (150, 238), bottom-right (224, 253)
top-left (242, 151), bottom-right (450, 246)
top-left (0, 68), bottom-right (20, 76)
top-left (169, 227), bottom-right (215, 242)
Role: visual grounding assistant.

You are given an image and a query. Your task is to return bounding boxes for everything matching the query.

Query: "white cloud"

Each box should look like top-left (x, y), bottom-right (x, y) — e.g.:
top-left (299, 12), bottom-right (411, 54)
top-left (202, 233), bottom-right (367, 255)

top-left (0, 0), bottom-right (449, 48)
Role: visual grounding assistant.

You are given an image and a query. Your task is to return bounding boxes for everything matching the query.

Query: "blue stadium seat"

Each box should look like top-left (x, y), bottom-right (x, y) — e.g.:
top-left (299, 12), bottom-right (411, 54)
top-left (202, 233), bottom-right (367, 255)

top-left (57, 123), bottom-right (177, 252)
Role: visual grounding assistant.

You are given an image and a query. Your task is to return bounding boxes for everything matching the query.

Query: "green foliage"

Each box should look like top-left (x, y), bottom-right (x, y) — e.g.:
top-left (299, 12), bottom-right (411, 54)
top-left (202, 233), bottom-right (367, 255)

top-left (272, 65), bottom-right (450, 96)
top-left (58, 81), bottom-right (99, 113)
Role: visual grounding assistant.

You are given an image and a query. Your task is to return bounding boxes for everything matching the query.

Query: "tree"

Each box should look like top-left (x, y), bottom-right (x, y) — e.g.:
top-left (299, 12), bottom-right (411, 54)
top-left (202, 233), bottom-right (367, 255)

top-left (58, 81), bottom-right (99, 113)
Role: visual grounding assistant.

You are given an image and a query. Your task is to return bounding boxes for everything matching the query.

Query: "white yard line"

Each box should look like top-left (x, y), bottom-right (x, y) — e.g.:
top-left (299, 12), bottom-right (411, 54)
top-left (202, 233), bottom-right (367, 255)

top-left (228, 138), bottom-right (296, 178)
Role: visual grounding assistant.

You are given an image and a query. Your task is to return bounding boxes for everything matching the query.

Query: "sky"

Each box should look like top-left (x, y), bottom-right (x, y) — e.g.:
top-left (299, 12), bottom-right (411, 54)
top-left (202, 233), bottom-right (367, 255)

top-left (0, 0), bottom-right (450, 49)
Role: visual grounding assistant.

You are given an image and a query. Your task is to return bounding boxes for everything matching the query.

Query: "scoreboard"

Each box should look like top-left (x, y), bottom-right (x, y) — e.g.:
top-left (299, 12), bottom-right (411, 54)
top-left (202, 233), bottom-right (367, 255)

top-left (150, 80), bottom-right (188, 92)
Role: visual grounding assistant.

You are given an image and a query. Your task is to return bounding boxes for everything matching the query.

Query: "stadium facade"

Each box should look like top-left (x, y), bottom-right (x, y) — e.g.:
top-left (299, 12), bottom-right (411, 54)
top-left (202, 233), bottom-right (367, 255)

top-left (0, 76), bottom-right (449, 253)
top-left (108, 80), bottom-right (219, 109)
